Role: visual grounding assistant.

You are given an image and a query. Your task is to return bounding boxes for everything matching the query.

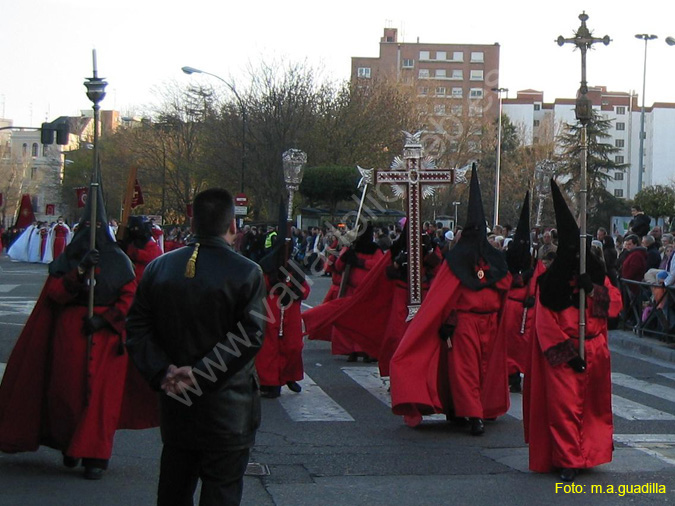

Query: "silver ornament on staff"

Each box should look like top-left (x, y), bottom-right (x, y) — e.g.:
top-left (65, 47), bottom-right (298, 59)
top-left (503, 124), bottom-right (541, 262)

top-left (280, 149), bottom-right (307, 336)
top-left (557, 12), bottom-right (610, 360)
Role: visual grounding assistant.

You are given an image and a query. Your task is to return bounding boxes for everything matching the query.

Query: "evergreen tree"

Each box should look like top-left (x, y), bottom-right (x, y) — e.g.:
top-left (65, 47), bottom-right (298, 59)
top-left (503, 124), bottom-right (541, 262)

top-left (554, 110), bottom-right (628, 223)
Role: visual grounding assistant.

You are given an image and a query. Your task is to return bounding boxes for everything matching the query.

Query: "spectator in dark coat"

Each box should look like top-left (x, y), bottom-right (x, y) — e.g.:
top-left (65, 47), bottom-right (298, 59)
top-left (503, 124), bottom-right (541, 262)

top-left (642, 234), bottom-right (662, 271)
top-left (629, 206), bottom-right (651, 238)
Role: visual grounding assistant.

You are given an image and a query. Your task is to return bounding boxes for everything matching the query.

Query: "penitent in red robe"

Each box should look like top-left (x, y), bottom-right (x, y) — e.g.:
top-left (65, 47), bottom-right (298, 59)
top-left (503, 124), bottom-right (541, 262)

top-left (329, 248), bottom-right (384, 356)
top-left (256, 277), bottom-right (310, 387)
top-left (524, 277), bottom-right (621, 473)
top-left (390, 262), bottom-right (512, 420)
top-left (501, 261), bottom-right (547, 377)
top-left (51, 224), bottom-right (70, 259)
top-left (0, 272), bottom-right (158, 460)
top-left (126, 241), bottom-right (163, 280)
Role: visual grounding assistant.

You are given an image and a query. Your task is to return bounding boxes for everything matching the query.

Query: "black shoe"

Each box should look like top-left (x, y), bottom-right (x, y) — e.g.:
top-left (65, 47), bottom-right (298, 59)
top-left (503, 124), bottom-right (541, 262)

top-left (347, 353), bottom-right (358, 362)
top-left (509, 373), bottom-right (522, 393)
top-left (560, 468), bottom-right (577, 482)
top-left (286, 381), bottom-right (302, 393)
top-left (363, 355), bottom-right (378, 363)
top-left (469, 417), bottom-right (484, 436)
top-left (260, 386), bottom-right (281, 398)
top-left (83, 467), bottom-right (104, 480)
top-left (62, 455), bottom-right (80, 468)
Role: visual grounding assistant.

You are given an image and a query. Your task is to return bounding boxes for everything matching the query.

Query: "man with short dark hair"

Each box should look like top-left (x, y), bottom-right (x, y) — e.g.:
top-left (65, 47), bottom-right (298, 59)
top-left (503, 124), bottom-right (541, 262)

top-left (642, 234), bottom-right (661, 270)
top-left (127, 188), bottom-right (266, 506)
top-left (629, 205), bottom-right (651, 238)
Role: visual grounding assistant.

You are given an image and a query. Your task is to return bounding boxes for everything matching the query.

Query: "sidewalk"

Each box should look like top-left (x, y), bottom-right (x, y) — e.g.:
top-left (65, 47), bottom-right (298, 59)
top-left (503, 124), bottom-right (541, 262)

top-left (610, 328), bottom-right (675, 363)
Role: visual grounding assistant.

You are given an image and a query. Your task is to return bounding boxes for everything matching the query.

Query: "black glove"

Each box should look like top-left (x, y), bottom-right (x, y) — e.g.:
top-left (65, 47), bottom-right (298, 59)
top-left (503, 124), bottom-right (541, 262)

top-left (567, 355), bottom-right (586, 373)
top-left (341, 248), bottom-right (359, 266)
top-left (523, 296), bottom-right (535, 309)
top-left (439, 323), bottom-right (455, 341)
top-left (578, 272), bottom-right (594, 294)
top-left (79, 249), bottom-right (100, 270)
top-left (83, 314), bottom-right (109, 334)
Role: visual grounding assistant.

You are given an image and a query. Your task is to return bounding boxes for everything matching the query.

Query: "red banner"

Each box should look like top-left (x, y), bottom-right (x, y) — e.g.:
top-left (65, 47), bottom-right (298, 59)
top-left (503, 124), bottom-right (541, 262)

top-left (45, 204), bottom-right (55, 215)
top-left (131, 179), bottom-right (144, 208)
top-left (75, 187), bottom-right (88, 208)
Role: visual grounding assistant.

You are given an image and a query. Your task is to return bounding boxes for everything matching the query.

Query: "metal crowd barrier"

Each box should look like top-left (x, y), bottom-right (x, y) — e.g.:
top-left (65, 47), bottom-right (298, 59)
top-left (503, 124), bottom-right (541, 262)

top-left (619, 278), bottom-right (675, 342)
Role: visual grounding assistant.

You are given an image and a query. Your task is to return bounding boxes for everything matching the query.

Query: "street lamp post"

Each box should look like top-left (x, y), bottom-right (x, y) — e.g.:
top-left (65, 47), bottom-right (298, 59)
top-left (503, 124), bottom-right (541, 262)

top-left (491, 87), bottom-right (508, 228)
top-left (635, 34), bottom-right (657, 194)
top-left (452, 201), bottom-right (460, 230)
top-left (182, 66), bottom-right (247, 194)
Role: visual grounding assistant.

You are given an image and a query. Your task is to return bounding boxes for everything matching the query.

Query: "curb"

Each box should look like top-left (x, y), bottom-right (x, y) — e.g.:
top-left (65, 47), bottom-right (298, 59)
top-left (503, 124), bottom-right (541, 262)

top-left (610, 329), bottom-right (675, 363)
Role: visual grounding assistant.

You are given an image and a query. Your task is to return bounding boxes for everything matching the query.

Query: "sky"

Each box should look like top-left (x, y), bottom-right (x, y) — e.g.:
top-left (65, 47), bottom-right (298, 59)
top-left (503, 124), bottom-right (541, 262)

top-left (2, 0), bottom-right (675, 128)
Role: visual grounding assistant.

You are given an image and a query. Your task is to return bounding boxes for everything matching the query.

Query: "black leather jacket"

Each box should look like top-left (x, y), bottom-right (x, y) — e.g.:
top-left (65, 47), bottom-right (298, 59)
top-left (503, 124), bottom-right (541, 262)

top-left (126, 236), bottom-right (266, 450)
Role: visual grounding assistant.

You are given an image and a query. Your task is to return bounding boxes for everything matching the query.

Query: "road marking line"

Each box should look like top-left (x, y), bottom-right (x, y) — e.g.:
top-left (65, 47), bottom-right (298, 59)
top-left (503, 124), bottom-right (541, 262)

top-left (612, 372), bottom-right (675, 404)
top-left (614, 434), bottom-right (675, 466)
top-left (612, 394), bottom-right (675, 420)
top-left (341, 366), bottom-right (391, 407)
top-left (0, 285), bottom-right (19, 293)
top-left (508, 393), bottom-right (523, 420)
top-left (278, 373), bottom-right (354, 422)
top-left (658, 372), bottom-right (675, 383)
top-left (0, 363), bottom-right (5, 383)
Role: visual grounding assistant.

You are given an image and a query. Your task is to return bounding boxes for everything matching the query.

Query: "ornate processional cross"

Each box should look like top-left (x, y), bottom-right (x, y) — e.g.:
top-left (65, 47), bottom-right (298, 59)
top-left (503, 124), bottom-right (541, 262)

top-left (376, 131), bottom-right (455, 321)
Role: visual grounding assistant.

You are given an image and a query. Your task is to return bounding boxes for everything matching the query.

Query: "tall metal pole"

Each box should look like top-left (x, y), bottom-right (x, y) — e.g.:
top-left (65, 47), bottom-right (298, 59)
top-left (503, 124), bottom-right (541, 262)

top-left (635, 34), bottom-right (657, 195)
top-left (83, 49), bottom-right (107, 405)
top-left (557, 13), bottom-right (610, 361)
top-left (182, 66), bottom-right (246, 193)
top-left (492, 87), bottom-right (508, 228)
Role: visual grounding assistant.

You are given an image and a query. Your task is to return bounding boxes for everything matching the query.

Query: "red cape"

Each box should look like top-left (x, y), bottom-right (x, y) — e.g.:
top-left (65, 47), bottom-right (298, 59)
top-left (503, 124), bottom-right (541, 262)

top-left (302, 250), bottom-right (393, 358)
top-left (390, 262), bottom-right (511, 419)
top-left (0, 277), bottom-right (158, 454)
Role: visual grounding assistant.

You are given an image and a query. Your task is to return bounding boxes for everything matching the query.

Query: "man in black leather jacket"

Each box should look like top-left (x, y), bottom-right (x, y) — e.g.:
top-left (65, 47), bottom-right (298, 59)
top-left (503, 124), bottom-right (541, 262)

top-left (126, 188), bottom-right (266, 506)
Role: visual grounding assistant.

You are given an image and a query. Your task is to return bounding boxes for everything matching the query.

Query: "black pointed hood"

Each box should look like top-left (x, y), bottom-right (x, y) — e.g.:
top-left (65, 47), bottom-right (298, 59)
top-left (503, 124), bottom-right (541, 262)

top-left (445, 163), bottom-right (508, 290)
top-left (505, 191), bottom-right (532, 275)
top-left (49, 184), bottom-right (135, 305)
top-left (353, 222), bottom-right (378, 255)
top-left (538, 179), bottom-right (605, 311)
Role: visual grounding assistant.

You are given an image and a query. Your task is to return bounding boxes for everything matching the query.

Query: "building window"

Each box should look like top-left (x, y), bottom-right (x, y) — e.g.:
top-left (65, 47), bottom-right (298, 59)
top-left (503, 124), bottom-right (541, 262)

top-left (614, 172), bottom-right (624, 180)
top-left (470, 70), bottom-right (484, 81)
top-left (470, 51), bottom-right (484, 62)
top-left (615, 155), bottom-right (624, 164)
top-left (436, 51), bottom-right (446, 60)
top-left (419, 87), bottom-right (429, 96)
top-left (451, 69), bottom-right (463, 80)
top-left (31, 166), bottom-right (37, 179)
top-left (419, 50), bottom-right (430, 60)
top-left (469, 104), bottom-right (483, 116)
top-left (402, 59), bottom-right (414, 68)
top-left (451, 51), bottom-right (463, 62)
top-left (434, 104), bottom-right (446, 115)
top-left (469, 88), bottom-right (484, 99)
top-left (42, 145), bottom-right (48, 156)
top-left (22, 143), bottom-right (28, 157)
top-left (452, 87), bottom-right (463, 98)
top-left (419, 69), bottom-right (430, 79)
top-left (614, 189), bottom-right (624, 198)
top-left (533, 120), bottom-right (540, 127)
top-left (451, 105), bottom-right (463, 115)
top-left (436, 87), bottom-right (446, 96)
top-left (357, 67), bottom-right (371, 78)
top-left (31, 143), bottom-right (39, 157)
top-left (616, 122), bottom-right (625, 131)
top-left (435, 69), bottom-right (447, 78)
top-left (616, 106), bottom-right (626, 115)
top-left (534, 104), bottom-right (541, 111)
top-left (615, 139), bottom-right (625, 148)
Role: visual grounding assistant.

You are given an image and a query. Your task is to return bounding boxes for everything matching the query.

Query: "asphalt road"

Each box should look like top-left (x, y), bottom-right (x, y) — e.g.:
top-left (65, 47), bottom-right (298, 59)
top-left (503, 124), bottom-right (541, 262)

top-left (1, 255), bottom-right (675, 505)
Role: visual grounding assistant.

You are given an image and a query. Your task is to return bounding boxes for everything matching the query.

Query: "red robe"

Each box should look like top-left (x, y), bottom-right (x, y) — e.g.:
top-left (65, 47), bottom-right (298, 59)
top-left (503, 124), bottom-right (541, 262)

top-left (525, 277), bottom-right (621, 473)
top-left (501, 261), bottom-right (546, 377)
top-left (302, 251), bottom-right (394, 359)
top-left (51, 224), bottom-right (70, 259)
top-left (126, 241), bottom-right (163, 280)
top-left (39, 228), bottom-right (49, 261)
top-left (256, 277), bottom-right (310, 386)
top-left (0, 272), bottom-right (158, 460)
top-left (329, 248), bottom-right (384, 355)
top-left (390, 263), bottom-right (512, 420)
top-left (307, 248), bottom-right (342, 342)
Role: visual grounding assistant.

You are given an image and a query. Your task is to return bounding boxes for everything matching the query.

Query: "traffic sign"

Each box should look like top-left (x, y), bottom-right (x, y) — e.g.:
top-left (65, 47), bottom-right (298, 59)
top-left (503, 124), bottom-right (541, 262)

top-left (235, 193), bottom-right (248, 206)
top-left (235, 205), bottom-right (248, 216)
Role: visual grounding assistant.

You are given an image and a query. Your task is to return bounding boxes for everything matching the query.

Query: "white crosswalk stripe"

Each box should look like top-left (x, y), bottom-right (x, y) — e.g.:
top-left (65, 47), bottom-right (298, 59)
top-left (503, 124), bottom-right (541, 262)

top-left (0, 296), bottom-right (36, 317)
top-left (0, 285), bottom-right (19, 293)
top-left (612, 372), bottom-right (675, 404)
top-left (278, 373), bottom-right (354, 422)
top-left (611, 395), bottom-right (675, 420)
top-left (0, 363), bottom-right (5, 383)
top-left (613, 434), bottom-right (675, 466)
